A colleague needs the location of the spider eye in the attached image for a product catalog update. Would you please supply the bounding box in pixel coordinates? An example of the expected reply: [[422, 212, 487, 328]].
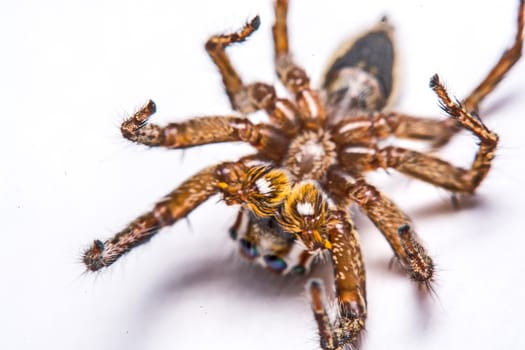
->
[[263, 255, 287, 272], [291, 265, 306, 275], [239, 239, 259, 259], [228, 227, 238, 240]]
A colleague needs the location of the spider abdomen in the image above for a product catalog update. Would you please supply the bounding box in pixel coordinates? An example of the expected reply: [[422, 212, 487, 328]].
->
[[322, 18, 397, 124]]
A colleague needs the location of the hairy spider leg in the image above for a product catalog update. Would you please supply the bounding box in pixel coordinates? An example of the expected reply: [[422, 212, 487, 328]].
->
[[205, 16, 302, 134], [307, 209, 368, 350], [83, 159, 283, 271], [308, 280, 337, 350], [331, 0, 523, 148], [327, 172, 434, 285], [325, 210, 367, 349], [83, 164, 221, 271], [402, 0, 522, 146], [120, 100, 289, 161], [279, 195, 368, 348], [463, 0, 524, 114], [273, 0, 326, 129], [205, 15, 258, 109], [331, 111, 459, 148], [337, 76, 499, 194]]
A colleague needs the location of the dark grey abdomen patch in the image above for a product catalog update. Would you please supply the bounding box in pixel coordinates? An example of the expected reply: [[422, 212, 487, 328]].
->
[[324, 29, 395, 103]]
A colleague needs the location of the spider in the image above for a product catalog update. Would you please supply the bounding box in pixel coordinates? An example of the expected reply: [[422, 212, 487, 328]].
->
[[82, 0, 524, 349]]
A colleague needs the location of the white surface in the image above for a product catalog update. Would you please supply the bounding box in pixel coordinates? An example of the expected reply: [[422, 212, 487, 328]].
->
[[2, 0, 525, 349]]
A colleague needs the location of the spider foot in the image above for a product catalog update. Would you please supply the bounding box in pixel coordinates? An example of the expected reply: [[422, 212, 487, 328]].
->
[[82, 239, 107, 271], [308, 280, 365, 350], [82, 212, 161, 271], [397, 224, 434, 284], [120, 100, 165, 146], [332, 318, 364, 349], [429, 74, 498, 144], [205, 15, 260, 51]]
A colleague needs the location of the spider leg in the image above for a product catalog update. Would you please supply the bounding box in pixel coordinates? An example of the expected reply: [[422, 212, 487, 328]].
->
[[331, 111, 459, 147], [82, 158, 287, 271], [382, 112, 460, 147], [120, 100, 289, 160], [385, 75, 498, 193], [205, 16, 302, 133], [462, 0, 524, 113], [82, 164, 220, 271], [273, 0, 326, 129], [332, 0, 523, 147], [327, 171, 434, 284], [272, 0, 308, 94], [205, 16, 259, 111], [308, 210, 367, 350], [308, 280, 337, 350], [338, 76, 499, 193]]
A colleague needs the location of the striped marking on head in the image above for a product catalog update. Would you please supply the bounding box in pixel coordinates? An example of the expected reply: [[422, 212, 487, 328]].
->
[[296, 201, 315, 216], [244, 166, 291, 217]]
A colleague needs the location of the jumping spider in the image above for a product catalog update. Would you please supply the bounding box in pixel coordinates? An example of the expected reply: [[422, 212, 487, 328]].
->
[[82, 1, 524, 349]]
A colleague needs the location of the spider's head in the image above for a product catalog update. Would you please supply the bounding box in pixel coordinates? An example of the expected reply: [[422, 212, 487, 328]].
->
[[277, 182, 332, 251]]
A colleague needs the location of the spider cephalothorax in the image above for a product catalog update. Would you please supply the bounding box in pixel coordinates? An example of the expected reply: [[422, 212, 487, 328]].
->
[[82, 0, 524, 349]]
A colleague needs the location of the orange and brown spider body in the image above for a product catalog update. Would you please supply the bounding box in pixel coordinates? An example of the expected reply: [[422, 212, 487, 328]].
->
[[82, 1, 524, 348]]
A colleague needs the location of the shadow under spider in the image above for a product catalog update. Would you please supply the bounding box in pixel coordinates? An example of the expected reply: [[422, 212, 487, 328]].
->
[[409, 194, 488, 219], [482, 91, 521, 116], [117, 247, 333, 350], [116, 193, 489, 350]]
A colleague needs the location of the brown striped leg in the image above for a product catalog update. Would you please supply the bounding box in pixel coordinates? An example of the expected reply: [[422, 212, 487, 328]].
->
[[383, 0, 524, 145], [273, 0, 308, 93], [272, 0, 289, 59], [82, 159, 279, 271], [308, 280, 337, 350], [339, 76, 499, 193], [308, 210, 367, 350], [204, 17, 302, 133], [379, 75, 499, 193], [273, 0, 326, 128], [120, 100, 290, 161], [384, 112, 460, 147], [331, 112, 459, 147], [462, 0, 524, 113], [82, 164, 221, 271], [205, 16, 259, 110], [327, 171, 434, 284]]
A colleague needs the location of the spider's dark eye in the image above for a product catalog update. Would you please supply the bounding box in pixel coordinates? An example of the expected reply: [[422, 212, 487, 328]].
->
[[228, 227, 237, 240], [239, 239, 259, 259], [291, 265, 306, 275], [264, 255, 287, 272]]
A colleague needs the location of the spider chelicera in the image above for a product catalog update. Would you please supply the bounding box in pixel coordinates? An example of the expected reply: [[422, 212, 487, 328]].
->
[[82, 0, 524, 348]]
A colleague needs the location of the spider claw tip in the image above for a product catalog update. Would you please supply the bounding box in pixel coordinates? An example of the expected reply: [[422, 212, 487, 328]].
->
[[428, 74, 440, 89], [145, 99, 157, 114], [251, 15, 261, 30]]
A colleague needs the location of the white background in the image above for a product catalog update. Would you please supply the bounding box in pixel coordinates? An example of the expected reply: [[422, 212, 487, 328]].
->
[[1, 0, 525, 349]]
